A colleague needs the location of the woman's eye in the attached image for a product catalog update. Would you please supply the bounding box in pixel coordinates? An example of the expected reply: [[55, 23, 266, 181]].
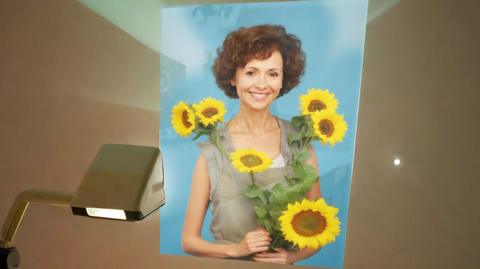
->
[[269, 72, 279, 77], [246, 71, 255, 76]]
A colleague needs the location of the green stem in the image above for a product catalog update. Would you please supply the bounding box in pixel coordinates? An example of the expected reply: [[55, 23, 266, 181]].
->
[[210, 126, 227, 157], [249, 172, 255, 185], [304, 136, 313, 150], [270, 231, 282, 249]]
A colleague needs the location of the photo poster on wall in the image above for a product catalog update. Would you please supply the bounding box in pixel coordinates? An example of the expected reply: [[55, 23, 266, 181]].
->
[[159, 0, 368, 268]]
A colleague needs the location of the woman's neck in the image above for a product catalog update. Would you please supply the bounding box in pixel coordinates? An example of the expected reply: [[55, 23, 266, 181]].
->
[[230, 105, 277, 135]]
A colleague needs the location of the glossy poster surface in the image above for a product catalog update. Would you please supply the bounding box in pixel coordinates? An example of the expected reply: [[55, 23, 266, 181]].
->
[[159, 1, 368, 268]]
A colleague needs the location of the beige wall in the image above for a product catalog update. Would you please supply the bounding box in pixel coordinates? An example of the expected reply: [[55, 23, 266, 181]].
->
[[346, 0, 479, 268], [0, 0, 161, 268], [0, 0, 478, 268]]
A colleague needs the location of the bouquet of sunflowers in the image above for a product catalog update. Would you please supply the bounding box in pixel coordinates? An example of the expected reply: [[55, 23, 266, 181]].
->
[[171, 88, 346, 250], [171, 97, 227, 155], [227, 88, 346, 250]]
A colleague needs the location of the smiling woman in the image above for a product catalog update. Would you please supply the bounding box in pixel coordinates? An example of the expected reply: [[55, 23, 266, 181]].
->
[[181, 24, 322, 264], [213, 25, 305, 99]]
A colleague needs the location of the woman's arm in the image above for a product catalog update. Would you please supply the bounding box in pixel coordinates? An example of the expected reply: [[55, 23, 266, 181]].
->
[[253, 146, 322, 264], [182, 155, 271, 258]]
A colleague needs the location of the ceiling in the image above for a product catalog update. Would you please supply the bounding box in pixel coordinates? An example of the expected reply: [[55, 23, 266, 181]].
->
[[79, 0, 401, 53]]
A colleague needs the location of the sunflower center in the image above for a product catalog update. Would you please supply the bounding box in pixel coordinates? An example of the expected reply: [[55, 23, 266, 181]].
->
[[291, 210, 327, 237], [240, 154, 263, 168], [202, 108, 218, 118], [308, 100, 326, 112], [181, 110, 192, 128], [319, 119, 335, 137]]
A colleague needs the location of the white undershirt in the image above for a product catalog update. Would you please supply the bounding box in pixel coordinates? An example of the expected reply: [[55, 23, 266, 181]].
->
[[270, 154, 286, 168]]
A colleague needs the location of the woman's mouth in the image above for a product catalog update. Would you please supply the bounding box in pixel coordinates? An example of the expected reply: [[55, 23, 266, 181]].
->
[[249, 91, 269, 101]]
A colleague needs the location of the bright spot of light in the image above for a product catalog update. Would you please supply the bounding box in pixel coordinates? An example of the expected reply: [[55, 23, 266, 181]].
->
[[86, 208, 126, 220], [393, 158, 401, 166]]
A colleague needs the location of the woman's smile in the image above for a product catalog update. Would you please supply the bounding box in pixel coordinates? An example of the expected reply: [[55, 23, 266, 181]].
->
[[249, 91, 270, 101]]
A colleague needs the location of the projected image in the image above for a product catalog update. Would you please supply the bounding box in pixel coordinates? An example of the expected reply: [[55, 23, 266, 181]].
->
[[160, 1, 368, 268]]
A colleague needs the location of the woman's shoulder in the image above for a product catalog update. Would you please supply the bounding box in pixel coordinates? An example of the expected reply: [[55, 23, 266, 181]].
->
[[196, 140, 219, 161]]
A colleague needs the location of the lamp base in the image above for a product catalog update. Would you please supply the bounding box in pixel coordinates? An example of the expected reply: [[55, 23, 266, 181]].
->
[[0, 246, 19, 269]]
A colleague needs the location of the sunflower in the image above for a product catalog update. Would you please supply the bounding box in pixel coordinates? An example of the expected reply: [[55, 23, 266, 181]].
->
[[310, 111, 348, 146], [300, 88, 338, 116], [171, 101, 196, 137], [279, 199, 340, 249], [193, 97, 226, 126], [229, 149, 272, 173]]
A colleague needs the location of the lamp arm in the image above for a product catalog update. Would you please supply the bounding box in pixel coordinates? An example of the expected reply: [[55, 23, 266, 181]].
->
[[0, 189, 74, 248]]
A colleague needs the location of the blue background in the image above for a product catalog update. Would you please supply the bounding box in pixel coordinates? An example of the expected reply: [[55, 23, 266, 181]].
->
[[159, 1, 368, 268]]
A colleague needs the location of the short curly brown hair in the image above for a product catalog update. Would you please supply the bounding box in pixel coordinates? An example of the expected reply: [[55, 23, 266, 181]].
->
[[213, 24, 305, 98]]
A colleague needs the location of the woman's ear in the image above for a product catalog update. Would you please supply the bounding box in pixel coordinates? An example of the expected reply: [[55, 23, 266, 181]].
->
[[230, 79, 236, 87]]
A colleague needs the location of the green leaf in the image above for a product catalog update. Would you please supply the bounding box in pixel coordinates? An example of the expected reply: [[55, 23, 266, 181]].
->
[[301, 181, 312, 193], [295, 149, 311, 162], [245, 184, 261, 198], [244, 184, 267, 205], [303, 164, 317, 180], [250, 198, 264, 208], [285, 175, 300, 185], [286, 182, 305, 200], [298, 174, 318, 193], [286, 191, 301, 203], [269, 193, 280, 207], [263, 190, 271, 202], [305, 127, 316, 138], [288, 182, 303, 192], [292, 162, 306, 178], [291, 116, 304, 130], [287, 131, 302, 144], [269, 207, 283, 219], [271, 183, 288, 206], [253, 206, 267, 219]]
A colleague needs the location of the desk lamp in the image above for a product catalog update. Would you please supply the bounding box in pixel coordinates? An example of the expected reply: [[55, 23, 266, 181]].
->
[[0, 144, 165, 268]]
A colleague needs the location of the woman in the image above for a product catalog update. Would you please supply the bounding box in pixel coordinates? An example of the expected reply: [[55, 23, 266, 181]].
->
[[181, 24, 321, 264]]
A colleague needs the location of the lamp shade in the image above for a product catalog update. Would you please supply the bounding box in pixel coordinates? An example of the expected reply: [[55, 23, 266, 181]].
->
[[71, 144, 165, 221]]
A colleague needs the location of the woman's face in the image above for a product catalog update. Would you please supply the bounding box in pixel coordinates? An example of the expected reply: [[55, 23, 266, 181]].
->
[[231, 50, 283, 111]]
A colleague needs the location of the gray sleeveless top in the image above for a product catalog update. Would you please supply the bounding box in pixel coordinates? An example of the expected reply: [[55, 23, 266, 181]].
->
[[196, 118, 296, 244]]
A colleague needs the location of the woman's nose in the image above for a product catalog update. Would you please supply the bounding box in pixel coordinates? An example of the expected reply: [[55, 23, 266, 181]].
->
[[255, 75, 267, 89]]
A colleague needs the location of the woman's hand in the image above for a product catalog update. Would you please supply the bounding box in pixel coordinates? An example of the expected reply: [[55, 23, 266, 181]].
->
[[252, 248, 293, 264], [230, 228, 271, 257]]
